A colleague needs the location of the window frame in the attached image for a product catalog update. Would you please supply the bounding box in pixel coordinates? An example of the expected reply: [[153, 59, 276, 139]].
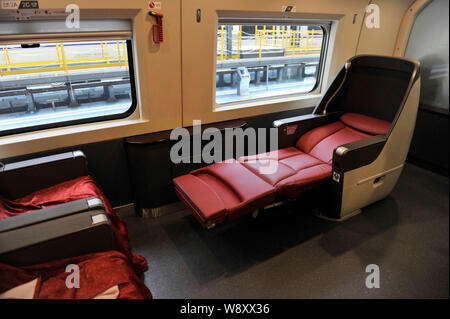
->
[[0, 39, 138, 137], [214, 19, 331, 108]]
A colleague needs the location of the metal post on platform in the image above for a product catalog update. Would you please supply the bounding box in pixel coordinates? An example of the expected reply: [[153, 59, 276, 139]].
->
[[263, 25, 266, 45], [122, 40, 127, 63], [106, 85, 117, 102], [116, 40, 121, 63], [55, 44, 62, 70], [226, 25, 233, 60], [298, 63, 305, 81], [237, 26, 242, 58], [236, 67, 250, 96], [3, 46, 11, 72], [259, 33, 262, 60], [59, 43, 79, 107], [220, 26, 225, 60], [25, 92, 36, 113], [272, 26, 275, 46], [105, 41, 110, 64], [59, 43, 69, 75], [67, 88, 79, 107]]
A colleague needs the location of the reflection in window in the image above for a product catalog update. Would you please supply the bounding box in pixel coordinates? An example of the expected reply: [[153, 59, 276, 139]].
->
[[405, 0, 449, 112], [215, 23, 327, 105]]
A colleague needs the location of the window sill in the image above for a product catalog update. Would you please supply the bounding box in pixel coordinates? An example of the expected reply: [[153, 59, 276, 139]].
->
[[0, 118, 150, 158], [214, 93, 323, 112]]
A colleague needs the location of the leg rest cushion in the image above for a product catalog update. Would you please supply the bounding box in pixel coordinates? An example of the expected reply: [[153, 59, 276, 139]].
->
[[240, 147, 332, 198], [174, 174, 227, 227], [173, 160, 276, 228]]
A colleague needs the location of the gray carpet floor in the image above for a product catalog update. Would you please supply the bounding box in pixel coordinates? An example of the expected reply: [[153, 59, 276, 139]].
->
[[124, 163, 449, 298]]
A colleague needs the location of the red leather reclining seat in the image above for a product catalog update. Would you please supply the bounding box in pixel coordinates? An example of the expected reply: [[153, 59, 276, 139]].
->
[[173, 113, 391, 229], [0, 154, 151, 299], [0, 176, 147, 275], [0, 251, 152, 299]]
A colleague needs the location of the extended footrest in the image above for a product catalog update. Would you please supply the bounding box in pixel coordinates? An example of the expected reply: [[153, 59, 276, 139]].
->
[[173, 160, 276, 228]]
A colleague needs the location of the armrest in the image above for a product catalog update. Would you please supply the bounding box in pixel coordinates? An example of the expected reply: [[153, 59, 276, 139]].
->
[[273, 112, 342, 149], [0, 197, 104, 233], [0, 197, 113, 266], [332, 135, 387, 173], [0, 151, 88, 200]]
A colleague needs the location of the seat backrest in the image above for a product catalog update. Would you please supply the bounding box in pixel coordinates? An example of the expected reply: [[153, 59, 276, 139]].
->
[[314, 55, 420, 124], [296, 113, 390, 163]]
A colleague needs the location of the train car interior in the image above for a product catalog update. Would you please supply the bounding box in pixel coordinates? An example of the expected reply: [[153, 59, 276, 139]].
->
[[0, 0, 448, 302]]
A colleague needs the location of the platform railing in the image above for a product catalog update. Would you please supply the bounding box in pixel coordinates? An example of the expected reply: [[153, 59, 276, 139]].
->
[[0, 40, 128, 76], [217, 26, 323, 61]]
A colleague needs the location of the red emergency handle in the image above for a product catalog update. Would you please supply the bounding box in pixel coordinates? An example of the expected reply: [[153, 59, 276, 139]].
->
[[149, 11, 164, 43]]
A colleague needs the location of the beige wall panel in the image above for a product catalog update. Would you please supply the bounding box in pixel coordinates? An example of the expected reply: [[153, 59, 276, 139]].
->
[[0, 0, 182, 158], [181, 0, 370, 126], [356, 0, 415, 56], [1, 0, 420, 158]]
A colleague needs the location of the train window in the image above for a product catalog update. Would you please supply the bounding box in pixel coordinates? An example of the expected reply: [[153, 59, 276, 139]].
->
[[215, 22, 328, 105], [0, 20, 136, 136]]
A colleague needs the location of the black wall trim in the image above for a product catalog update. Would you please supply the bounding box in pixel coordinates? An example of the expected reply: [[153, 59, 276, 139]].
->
[[407, 108, 449, 177]]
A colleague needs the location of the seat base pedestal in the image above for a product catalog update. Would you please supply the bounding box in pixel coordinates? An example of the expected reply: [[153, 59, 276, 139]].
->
[[141, 202, 186, 219], [315, 208, 362, 222]]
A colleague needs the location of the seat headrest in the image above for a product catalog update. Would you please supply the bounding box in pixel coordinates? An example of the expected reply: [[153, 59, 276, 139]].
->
[[340, 113, 391, 135]]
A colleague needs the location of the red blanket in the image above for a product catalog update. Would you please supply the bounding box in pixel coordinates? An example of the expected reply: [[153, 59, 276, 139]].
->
[[0, 175, 147, 275], [0, 251, 152, 299]]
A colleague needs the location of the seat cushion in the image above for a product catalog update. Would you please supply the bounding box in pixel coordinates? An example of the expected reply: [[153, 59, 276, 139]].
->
[[275, 163, 332, 198], [296, 122, 346, 154], [239, 147, 332, 198], [191, 159, 275, 203], [297, 119, 372, 164], [308, 125, 370, 163]]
